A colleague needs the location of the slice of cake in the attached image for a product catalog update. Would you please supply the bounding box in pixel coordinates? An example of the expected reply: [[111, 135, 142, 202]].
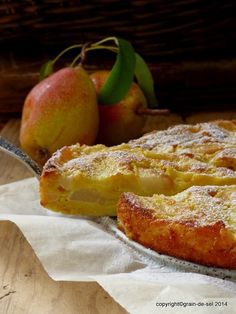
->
[[117, 185, 236, 269]]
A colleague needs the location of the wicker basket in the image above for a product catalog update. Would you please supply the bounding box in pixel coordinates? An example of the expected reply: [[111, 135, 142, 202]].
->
[[1, 0, 236, 60], [0, 0, 236, 114]]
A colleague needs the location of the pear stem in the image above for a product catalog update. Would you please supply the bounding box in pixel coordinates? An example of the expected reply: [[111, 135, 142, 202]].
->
[[88, 45, 118, 53], [70, 45, 118, 67], [52, 44, 83, 64], [136, 107, 170, 116], [92, 37, 118, 47], [79, 42, 92, 65], [52, 38, 118, 68], [70, 54, 81, 67]]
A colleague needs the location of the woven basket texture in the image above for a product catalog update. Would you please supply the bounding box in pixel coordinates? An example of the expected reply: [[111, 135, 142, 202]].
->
[[1, 0, 236, 60]]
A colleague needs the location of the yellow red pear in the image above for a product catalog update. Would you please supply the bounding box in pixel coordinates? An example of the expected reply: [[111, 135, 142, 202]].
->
[[90, 70, 148, 146], [20, 66, 99, 165]]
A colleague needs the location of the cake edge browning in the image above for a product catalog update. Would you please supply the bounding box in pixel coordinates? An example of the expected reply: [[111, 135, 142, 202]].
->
[[117, 192, 236, 269], [39, 146, 71, 212]]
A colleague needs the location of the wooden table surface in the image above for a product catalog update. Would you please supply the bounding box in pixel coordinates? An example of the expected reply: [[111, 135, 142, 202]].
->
[[0, 119, 127, 314]]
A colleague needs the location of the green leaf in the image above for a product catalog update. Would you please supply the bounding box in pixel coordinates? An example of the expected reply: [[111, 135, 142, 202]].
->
[[39, 60, 54, 81], [98, 37, 136, 105], [135, 53, 158, 108]]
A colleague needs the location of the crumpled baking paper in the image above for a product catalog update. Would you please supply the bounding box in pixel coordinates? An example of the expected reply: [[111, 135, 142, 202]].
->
[[0, 178, 236, 314]]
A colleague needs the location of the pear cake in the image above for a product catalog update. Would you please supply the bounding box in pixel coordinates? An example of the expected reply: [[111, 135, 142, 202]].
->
[[40, 120, 236, 216], [40, 120, 236, 268], [117, 185, 236, 269], [40, 139, 236, 216]]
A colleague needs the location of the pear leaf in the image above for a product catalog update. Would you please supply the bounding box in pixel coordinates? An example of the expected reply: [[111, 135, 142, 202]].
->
[[98, 37, 136, 105], [135, 53, 158, 108], [39, 60, 54, 81]]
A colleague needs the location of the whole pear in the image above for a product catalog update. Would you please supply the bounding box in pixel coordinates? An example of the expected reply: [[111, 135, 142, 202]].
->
[[90, 70, 148, 146], [20, 66, 99, 165]]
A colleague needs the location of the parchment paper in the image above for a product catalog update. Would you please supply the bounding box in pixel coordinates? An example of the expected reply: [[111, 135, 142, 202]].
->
[[0, 178, 236, 313]]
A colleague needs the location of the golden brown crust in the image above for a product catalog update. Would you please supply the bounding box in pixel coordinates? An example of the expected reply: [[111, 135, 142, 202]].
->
[[118, 186, 236, 269]]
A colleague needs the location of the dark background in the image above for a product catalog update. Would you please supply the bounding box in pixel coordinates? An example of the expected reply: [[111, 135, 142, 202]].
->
[[0, 0, 236, 116]]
